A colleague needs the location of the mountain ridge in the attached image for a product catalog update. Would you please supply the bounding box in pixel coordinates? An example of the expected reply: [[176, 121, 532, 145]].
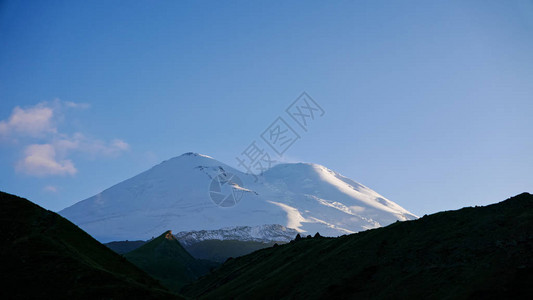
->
[[175, 224, 298, 246]]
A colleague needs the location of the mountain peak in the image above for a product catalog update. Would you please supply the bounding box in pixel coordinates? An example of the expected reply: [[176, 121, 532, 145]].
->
[[164, 230, 176, 240], [180, 152, 213, 159], [150, 152, 227, 172], [60, 154, 417, 242], [124, 229, 215, 292]]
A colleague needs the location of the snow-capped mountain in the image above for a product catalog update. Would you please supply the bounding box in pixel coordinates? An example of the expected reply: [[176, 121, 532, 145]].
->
[[175, 224, 299, 246], [60, 152, 417, 242]]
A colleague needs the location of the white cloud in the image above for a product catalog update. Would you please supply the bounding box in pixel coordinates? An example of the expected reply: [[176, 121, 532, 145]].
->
[[15, 135, 130, 177], [0, 104, 56, 138], [16, 144, 77, 176], [0, 100, 91, 140], [3, 99, 130, 177]]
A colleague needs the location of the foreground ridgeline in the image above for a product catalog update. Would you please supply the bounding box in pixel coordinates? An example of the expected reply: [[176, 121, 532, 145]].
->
[[183, 193, 533, 299], [2, 190, 532, 299], [0, 191, 181, 299]]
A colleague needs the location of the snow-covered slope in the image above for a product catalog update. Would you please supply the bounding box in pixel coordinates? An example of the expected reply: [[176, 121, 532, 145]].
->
[[175, 224, 298, 246], [60, 152, 417, 242]]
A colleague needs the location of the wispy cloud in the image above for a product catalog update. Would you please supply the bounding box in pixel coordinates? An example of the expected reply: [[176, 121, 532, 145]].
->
[[63, 101, 91, 109], [1, 99, 129, 177], [43, 185, 58, 193], [55, 133, 130, 158]]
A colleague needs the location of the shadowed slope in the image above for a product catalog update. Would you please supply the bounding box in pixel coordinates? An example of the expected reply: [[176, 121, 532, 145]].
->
[[125, 230, 219, 292], [0, 191, 181, 299], [183, 193, 533, 299]]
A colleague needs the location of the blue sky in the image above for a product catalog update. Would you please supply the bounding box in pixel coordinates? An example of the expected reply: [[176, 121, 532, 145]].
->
[[1, 0, 532, 215]]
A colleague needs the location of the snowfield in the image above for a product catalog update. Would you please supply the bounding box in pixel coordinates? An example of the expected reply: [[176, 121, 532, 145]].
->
[[60, 152, 417, 242]]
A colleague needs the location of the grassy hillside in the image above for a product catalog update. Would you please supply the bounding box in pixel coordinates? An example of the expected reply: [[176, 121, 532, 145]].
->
[[0, 191, 181, 299], [124, 230, 219, 292], [106, 238, 283, 263], [184, 240, 281, 262], [106, 240, 146, 254], [183, 193, 533, 299]]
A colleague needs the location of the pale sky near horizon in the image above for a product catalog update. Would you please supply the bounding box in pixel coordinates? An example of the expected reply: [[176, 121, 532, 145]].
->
[[1, 0, 532, 216]]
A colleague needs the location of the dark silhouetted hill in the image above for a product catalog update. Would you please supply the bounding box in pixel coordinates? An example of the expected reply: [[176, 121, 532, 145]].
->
[[106, 240, 146, 254], [106, 238, 280, 263], [0, 191, 181, 299], [183, 193, 533, 299], [183, 239, 281, 262], [124, 230, 219, 292]]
